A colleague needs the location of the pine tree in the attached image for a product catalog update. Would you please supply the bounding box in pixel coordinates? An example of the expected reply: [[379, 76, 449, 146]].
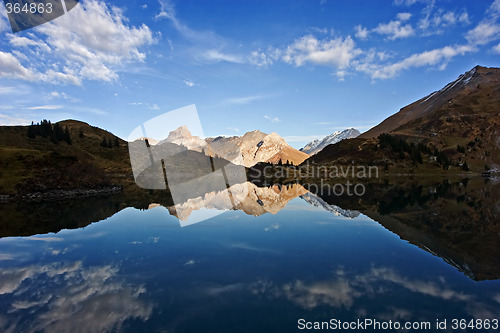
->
[[63, 127, 72, 144], [50, 130, 58, 144], [114, 137, 119, 147], [27, 124, 35, 139], [101, 137, 108, 147], [53, 123, 64, 142]]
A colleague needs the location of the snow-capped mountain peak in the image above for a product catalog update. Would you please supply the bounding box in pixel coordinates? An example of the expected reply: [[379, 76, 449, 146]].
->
[[301, 128, 360, 155]]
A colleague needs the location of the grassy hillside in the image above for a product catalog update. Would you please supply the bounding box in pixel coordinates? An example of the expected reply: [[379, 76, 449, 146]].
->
[[358, 66, 500, 171], [0, 120, 133, 196], [302, 135, 484, 175]]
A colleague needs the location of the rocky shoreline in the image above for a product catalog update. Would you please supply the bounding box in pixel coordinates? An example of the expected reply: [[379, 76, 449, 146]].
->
[[0, 185, 123, 203]]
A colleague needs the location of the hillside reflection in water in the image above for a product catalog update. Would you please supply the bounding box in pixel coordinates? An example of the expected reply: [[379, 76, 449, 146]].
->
[[0, 178, 499, 332]]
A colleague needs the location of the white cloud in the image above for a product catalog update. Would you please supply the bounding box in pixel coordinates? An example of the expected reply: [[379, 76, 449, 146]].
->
[[248, 50, 274, 67], [397, 12, 412, 21], [418, 9, 471, 34], [488, 0, 500, 17], [466, 22, 500, 46], [24, 105, 63, 110], [493, 43, 500, 53], [264, 115, 280, 123], [355, 12, 422, 40], [308, 26, 328, 34], [183, 79, 196, 87], [7, 34, 52, 53], [148, 103, 160, 110], [282, 35, 361, 68], [441, 11, 457, 25], [373, 20, 415, 40], [251, 2, 481, 81], [2, 0, 154, 85], [0, 51, 38, 81], [354, 25, 369, 39], [284, 135, 326, 142], [0, 114, 31, 125], [464, 0, 500, 46], [335, 70, 347, 81], [0, 4, 9, 33], [224, 95, 266, 105], [200, 49, 244, 64], [459, 12, 470, 24], [48, 91, 79, 102], [156, 0, 225, 45], [155, 10, 169, 20], [0, 86, 16, 94], [393, 0, 420, 5], [358, 44, 474, 79]]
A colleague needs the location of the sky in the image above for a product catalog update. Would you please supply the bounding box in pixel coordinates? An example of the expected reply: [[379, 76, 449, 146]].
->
[[0, 0, 499, 148]]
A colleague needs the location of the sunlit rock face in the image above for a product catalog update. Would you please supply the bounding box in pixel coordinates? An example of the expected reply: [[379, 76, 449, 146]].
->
[[162, 182, 309, 221]]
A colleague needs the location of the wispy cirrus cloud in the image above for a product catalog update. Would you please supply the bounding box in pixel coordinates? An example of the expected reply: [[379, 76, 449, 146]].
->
[[284, 135, 325, 143], [465, 0, 500, 46], [199, 49, 244, 64], [224, 95, 268, 105], [156, 0, 243, 65], [493, 43, 500, 53], [24, 105, 63, 110], [0, 114, 31, 125], [356, 44, 474, 79]]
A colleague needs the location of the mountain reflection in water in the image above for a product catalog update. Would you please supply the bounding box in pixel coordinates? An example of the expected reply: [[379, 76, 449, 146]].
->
[[0, 178, 499, 332], [0, 178, 499, 281]]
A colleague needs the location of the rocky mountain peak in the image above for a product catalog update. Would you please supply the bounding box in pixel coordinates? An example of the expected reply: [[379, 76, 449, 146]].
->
[[166, 125, 193, 142], [301, 128, 360, 155], [162, 125, 206, 152]]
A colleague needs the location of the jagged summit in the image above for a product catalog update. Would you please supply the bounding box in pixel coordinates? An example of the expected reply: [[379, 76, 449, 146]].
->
[[208, 129, 309, 167], [160, 125, 206, 152], [301, 128, 360, 155]]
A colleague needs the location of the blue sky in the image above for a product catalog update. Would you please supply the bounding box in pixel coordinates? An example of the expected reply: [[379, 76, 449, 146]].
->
[[0, 0, 499, 148]]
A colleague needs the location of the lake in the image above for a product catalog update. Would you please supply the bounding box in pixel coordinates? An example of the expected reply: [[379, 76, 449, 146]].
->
[[0, 179, 499, 332]]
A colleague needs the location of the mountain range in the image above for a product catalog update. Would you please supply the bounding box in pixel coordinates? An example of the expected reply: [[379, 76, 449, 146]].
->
[[155, 126, 310, 167]]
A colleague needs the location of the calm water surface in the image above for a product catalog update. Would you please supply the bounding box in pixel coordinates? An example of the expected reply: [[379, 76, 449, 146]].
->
[[0, 187, 499, 332]]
